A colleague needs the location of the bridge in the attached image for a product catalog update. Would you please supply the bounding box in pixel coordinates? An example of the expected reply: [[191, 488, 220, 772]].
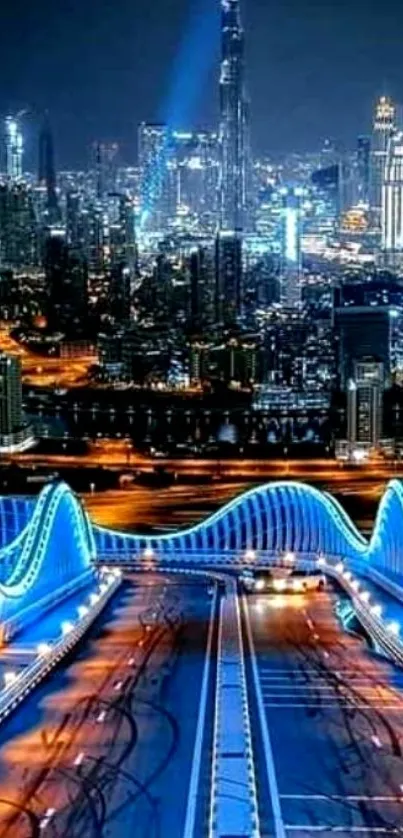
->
[[0, 480, 403, 836], [0, 478, 403, 628]]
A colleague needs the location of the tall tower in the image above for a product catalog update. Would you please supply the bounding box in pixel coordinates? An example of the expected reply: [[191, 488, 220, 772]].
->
[[219, 0, 246, 233], [371, 96, 396, 221], [38, 115, 58, 219], [280, 187, 303, 308], [381, 131, 403, 267], [5, 117, 23, 181]]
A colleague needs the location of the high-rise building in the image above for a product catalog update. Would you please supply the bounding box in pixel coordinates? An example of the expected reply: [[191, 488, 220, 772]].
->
[[172, 130, 220, 230], [38, 115, 58, 220], [92, 142, 119, 200], [382, 131, 403, 267], [347, 360, 384, 451], [356, 135, 371, 205], [45, 228, 88, 335], [138, 123, 173, 231], [215, 231, 243, 326], [219, 0, 246, 232], [5, 117, 23, 181], [188, 246, 215, 333], [371, 96, 396, 220], [280, 188, 303, 308], [0, 353, 33, 452], [0, 353, 22, 437], [334, 303, 403, 388], [0, 183, 38, 268]]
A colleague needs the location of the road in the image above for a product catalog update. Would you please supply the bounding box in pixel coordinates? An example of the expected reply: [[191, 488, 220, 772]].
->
[[0, 574, 213, 838], [0, 325, 95, 389], [245, 584, 403, 836]]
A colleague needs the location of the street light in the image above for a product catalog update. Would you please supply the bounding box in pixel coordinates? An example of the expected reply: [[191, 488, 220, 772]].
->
[[61, 621, 74, 636], [4, 671, 17, 688], [387, 621, 400, 636], [37, 642, 51, 656]]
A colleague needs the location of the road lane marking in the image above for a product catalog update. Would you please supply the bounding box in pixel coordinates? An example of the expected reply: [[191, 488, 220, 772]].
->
[[243, 595, 286, 838], [262, 702, 403, 709], [96, 710, 106, 723], [323, 650, 329, 658], [313, 634, 320, 641], [306, 618, 314, 630], [284, 826, 401, 832], [73, 752, 85, 767], [371, 735, 382, 748], [281, 794, 403, 801], [114, 681, 122, 691], [40, 808, 56, 829]]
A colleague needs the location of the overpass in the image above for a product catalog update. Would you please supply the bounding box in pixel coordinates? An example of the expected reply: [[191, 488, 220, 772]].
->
[[1, 478, 403, 639], [1, 479, 403, 837]]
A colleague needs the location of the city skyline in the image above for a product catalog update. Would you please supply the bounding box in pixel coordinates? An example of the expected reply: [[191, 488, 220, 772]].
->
[[2, 0, 403, 166]]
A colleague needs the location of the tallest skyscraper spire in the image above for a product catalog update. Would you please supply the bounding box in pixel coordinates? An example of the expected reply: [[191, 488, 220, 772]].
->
[[219, 0, 246, 232]]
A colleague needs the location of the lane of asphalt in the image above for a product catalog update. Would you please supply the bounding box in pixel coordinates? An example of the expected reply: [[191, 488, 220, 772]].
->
[[0, 574, 212, 838], [246, 584, 403, 837]]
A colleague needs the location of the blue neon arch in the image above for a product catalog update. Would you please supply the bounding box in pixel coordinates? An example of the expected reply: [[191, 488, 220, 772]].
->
[[0, 479, 402, 629]]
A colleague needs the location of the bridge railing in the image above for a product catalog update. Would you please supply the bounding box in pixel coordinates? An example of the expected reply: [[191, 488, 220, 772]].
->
[[0, 568, 122, 726]]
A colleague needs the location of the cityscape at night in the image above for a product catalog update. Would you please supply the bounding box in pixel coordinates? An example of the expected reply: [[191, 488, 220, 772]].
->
[[1, 0, 403, 835]]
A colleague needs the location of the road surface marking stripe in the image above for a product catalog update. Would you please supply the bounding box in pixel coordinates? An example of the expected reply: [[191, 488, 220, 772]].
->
[[306, 618, 314, 630], [263, 703, 403, 709], [284, 826, 400, 832], [40, 808, 56, 829], [313, 634, 320, 641], [73, 752, 84, 767], [280, 795, 402, 801], [323, 650, 330, 658], [183, 582, 217, 838], [97, 710, 106, 723], [260, 684, 388, 691], [372, 735, 382, 748], [114, 681, 122, 691], [243, 595, 286, 838]]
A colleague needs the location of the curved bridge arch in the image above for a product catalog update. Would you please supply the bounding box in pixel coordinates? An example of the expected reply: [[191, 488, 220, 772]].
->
[[0, 478, 403, 636], [94, 480, 370, 561], [0, 482, 95, 631]]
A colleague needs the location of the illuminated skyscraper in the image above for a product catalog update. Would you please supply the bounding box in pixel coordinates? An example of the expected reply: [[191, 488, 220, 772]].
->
[[280, 188, 303, 308], [219, 0, 246, 232], [347, 361, 384, 451], [138, 123, 173, 231], [5, 117, 23, 181], [356, 135, 371, 205], [382, 131, 403, 267], [371, 96, 396, 220]]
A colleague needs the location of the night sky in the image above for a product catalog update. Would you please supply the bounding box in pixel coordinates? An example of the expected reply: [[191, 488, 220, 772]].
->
[[1, 0, 403, 167]]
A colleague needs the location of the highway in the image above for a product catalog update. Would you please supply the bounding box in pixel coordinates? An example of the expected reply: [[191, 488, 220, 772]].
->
[[0, 573, 213, 838], [244, 584, 403, 836]]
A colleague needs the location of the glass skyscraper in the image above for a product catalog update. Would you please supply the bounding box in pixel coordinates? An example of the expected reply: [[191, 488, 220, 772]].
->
[[219, 0, 246, 233]]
